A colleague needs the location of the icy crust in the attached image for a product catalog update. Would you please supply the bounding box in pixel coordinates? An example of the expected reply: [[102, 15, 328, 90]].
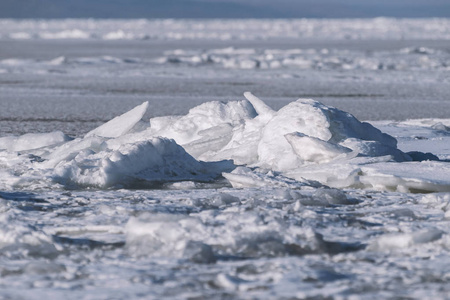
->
[[125, 210, 341, 263], [124, 188, 357, 263], [0, 93, 450, 192], [0, 203, 58, 259], [1, 188, 450, 299]]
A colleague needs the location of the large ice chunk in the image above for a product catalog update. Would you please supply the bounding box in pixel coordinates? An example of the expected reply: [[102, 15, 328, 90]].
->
[[222, 166, 317, 189], [52, 137, 227, 188], [285, 132, 352, 164], [360, 161, 450, 192], [0, 101, 235, 190], [85, 101, 149, 138], [148, 99, 256, 145], [256, 97, 401, 171]]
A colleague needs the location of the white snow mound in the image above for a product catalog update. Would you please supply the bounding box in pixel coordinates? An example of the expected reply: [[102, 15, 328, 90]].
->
[[53, 138, 218, 188], [1, 93, 449, 192]]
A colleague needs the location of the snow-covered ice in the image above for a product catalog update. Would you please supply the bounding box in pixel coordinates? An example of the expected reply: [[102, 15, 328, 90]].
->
[[2, 93, 447, 192], [0, 18, 450, 299]]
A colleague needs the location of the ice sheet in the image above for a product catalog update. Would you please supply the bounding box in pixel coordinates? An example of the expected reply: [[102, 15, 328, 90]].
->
[[1, 18, 450, 300]]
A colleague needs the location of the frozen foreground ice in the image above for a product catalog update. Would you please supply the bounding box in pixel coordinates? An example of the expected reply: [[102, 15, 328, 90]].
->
[[1, 93, 450, 299]]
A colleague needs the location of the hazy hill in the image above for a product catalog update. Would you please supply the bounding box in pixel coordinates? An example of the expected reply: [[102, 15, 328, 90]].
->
[[1, 0, 449, 18]]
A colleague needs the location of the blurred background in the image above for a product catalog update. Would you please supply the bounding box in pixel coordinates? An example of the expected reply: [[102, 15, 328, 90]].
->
[[1, 0, 450, 19]]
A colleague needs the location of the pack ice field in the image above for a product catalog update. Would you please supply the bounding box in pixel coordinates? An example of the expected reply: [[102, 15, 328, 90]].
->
[[0, 18, 450, 299]]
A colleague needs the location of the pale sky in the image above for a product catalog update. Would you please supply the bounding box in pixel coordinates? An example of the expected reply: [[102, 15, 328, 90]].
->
[[1, 0, 449, 18]]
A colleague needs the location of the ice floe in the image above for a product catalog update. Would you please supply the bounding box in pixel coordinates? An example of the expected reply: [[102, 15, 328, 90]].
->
[[2, 45, 448, 77], [85, 101, 149, 138], [0, 93, 449, 192], [158, 46, 450, 71]]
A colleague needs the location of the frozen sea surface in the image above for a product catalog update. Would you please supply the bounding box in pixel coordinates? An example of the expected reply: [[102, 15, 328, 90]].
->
[[0, 19, 450, 299], [1, 19, 450, 137]]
